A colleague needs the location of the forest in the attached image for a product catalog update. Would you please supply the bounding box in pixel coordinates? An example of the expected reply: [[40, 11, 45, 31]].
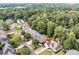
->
[[0, 3, 79, 53]]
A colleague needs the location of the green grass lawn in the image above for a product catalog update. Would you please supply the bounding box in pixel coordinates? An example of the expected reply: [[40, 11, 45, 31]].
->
[[39, 49, 65, 55], [56, 49, 65, 55], [39, 49, 55, 55]]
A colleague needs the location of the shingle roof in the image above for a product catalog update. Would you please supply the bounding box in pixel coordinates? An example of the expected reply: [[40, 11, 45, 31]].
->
[[45, 40, 62, 52], [2, 43, 16, 55], [20, 20, 47, 43], [0, 30, 8, 41], [0, 50, 3, 55], [66, 50, 79, 55]]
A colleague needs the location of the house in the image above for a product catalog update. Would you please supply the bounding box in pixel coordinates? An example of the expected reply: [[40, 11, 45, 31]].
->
[[44, 41, 51, 48], [19, 20, 47, 43], [17, 19, 25, 25], [0, 50, 3, 55], [6, 19, 13, 25], [0, 30, 15, 55], [17, 19, 21, 24], [44, 40, 62, 52], [39, 35, 47, 43], [15, 44, 25, 51], [66, 50, 79, 55], [0, 30, 8, 41], [2, 43, 16, 55], [50, 40, 62, 52], [10, 23, 17, 31]]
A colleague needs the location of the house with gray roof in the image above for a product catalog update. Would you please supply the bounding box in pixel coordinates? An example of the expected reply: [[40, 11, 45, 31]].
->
[[0, 30, 8, 41], [44, 40, 62, 52], [19, 20, 47, 43], [0, 30, 16, 55], [19, 19, 62, 52], [2, 43, 16, 55], [66, 50, 79, 55], [6, 19, 13, 25]]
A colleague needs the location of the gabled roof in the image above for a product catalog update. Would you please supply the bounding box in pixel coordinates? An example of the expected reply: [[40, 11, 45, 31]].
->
[[7, 51, 15, 55], [15, 44, 25, 51], [20, 20, 47, 43], [6, 19, 13, 24], [45, 40, 62, 52], [0, 30, 8, 41], [2, 43, 15, 55], [0, 50, 3, 55], [50, 40, 62, 52], [0, 30, 6, 35], [66, 50, 79, 55]]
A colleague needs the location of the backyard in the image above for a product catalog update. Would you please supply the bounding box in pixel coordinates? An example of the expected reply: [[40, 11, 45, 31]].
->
[[39, 49, 65, 55]]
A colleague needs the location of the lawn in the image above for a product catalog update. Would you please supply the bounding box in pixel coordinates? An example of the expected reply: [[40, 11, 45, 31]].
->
[[39, 49, 55, 55], [39, 49, 65, 55], [56, 49, 65, 55]]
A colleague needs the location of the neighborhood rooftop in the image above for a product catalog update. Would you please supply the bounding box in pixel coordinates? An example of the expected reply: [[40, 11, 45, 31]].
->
[[66, 50, 79, 55], [18, 20, 47, 43], [17, 19, 63, 52]]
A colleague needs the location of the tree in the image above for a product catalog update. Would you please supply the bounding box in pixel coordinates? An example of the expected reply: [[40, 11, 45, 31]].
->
[[60, 32, 66, 45], [9, 35, 21, 47], [16, 48, 31, 55], [6, 12, 14, 19], [69, 18, 74, 28], [15, 25, 22, 30], [24, 32, 30, 41], [0, 13, 6, 20], [63, 38, 71, 50], [72, 23, 79, 39], [23, 15, 28, 21], [74, 41, 79, 51], [21, 30, 25, 35], [63, 32, 76, 50], [32, 39, 40, 48], [15, 12, 23, 19], [32, 20, 37, 30], [36, 20, 46, 34], [47, 21, 57, 37], [0, 40, 3, 48], [2, 22, 10, 31], [54, 26, 65, 38], [0, 40, 3, 50]]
